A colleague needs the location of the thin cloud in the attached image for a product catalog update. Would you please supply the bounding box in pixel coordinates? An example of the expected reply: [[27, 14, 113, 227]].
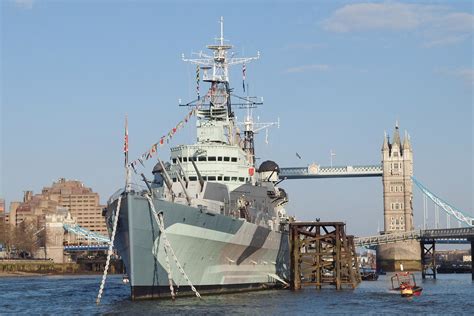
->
[[422, 35, 468, 48], [285, 64, 330, 73], [284, 43, 327, 51], [322, 2, 423, 32], [13, 0, 35, 9], [322, 2, 473, 47], [453, 68, 474, 87], [436, 67, 474, 88]]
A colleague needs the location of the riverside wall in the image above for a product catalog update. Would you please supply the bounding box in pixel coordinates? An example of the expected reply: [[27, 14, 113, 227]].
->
[[0, 259, 123, 275]]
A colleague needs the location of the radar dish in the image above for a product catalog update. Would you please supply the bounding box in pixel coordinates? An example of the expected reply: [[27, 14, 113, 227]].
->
[[211, 87, 228, 108]]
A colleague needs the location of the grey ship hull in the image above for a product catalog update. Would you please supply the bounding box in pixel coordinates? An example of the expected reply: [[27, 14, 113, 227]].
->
[[107, 191, 290, 300]]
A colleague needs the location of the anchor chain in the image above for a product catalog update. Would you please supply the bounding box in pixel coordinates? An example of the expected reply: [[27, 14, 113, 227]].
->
[[96, 195, 122, 305], [145, 194, 201, 299]]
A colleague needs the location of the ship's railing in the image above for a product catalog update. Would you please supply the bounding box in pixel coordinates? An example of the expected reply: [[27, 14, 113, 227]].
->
[[107, 183, 148, 204]]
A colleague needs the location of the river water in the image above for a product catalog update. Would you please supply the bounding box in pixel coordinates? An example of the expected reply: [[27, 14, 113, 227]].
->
[[1, 273, 473, 315]]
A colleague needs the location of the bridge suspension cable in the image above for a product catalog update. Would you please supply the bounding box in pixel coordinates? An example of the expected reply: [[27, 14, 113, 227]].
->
[[63, 224, 110, 243], [412, 177, 474, 227]]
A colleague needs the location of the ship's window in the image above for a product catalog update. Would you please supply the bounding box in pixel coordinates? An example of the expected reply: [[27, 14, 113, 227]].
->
[[218, 157, 223, 161], [224, 176, 230, 181], [198, 156, 206, 161], [183, 157, 187, 162], [208, 156, 216, 161], [208, 176, 216, 181], [217, 176, 222, 181], [172, 178, 177, 182], [231, 157, 237, 162], [202, 176, 207, 180], [224, 157, 230, 162], [231, 177, 237, 181], [239, 177, 245, 182], [172, 158, 177, 164], [189, 176, 197, 181], [178, 157, 182, 162]]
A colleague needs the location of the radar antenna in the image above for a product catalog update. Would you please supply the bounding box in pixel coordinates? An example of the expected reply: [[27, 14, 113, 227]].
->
[[236, 92, 279, 166]]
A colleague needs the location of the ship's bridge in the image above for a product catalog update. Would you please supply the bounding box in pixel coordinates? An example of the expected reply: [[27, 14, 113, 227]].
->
[[169, 143, 255, 191]]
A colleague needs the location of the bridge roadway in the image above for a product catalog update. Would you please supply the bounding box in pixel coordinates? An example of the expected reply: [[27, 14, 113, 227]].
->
[[354, 227, 474, 247], [279, 165, 383, 179], [64, 245, 109, 251]]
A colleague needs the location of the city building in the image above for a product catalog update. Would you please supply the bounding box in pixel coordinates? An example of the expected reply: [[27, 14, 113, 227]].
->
[[0, 199, 4, 222], [10, 178, 107, 235], [5, 201, 21, 226]]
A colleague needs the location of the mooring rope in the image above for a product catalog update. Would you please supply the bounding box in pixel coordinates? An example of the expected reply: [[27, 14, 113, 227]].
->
[[145, 194, 201, 299], [96, 195, 122, 305]]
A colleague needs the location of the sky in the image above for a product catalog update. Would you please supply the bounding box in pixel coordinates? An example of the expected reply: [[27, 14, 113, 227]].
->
[[1, 0, 472, 237]]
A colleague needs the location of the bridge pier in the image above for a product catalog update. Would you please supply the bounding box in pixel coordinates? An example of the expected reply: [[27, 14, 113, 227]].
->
[[289, 222, 360, 290], [471, 239, 473, 281], [376, 241, 421, 272], [421, 240, 436, 279]]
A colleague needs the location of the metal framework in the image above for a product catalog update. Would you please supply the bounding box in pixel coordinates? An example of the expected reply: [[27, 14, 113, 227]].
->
[[354, 230, 421, 247], [290, 222, 360, 290], [279, 165, 383, 179], [64, 245, 109, 251], [420, 240, 436, 279], [413, 177, 474, 227], [182, 16, 259, 84], [354, 227, 474, 247]]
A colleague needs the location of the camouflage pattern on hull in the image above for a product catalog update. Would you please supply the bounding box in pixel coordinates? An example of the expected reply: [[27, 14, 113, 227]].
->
[[107, 191, 290, 300]]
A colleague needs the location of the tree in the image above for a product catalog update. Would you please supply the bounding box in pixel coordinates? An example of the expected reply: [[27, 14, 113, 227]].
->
[[0, 220, 18, 257], [12, 220, 41, 257]]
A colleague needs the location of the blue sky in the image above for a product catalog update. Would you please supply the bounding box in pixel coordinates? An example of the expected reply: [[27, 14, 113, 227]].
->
[[1, 0, 472, 236]]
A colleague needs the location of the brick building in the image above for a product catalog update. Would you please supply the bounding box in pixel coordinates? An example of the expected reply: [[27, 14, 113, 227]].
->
[[9, 178, 107, 235]]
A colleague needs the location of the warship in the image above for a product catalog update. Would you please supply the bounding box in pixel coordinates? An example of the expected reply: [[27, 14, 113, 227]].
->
[[105, 18, 291, 300]]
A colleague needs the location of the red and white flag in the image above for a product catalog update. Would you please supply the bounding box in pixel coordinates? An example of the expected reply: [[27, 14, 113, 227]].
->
[[242, 63, 246, 92]]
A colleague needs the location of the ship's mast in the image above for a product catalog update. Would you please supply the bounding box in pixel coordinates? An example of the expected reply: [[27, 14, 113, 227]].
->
[[238, 95, 280, 166], [182, 16, 259, 96], [182, 17, 273, 166]]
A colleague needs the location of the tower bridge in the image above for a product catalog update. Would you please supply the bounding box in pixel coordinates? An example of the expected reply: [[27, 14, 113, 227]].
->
[[278, 122, 473, 272]]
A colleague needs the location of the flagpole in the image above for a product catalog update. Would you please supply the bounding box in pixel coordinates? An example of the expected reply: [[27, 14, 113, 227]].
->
[[124, 115, 132, 192]]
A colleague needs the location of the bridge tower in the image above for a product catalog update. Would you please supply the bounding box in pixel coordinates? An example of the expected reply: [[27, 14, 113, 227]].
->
[[382, 122, 414, 233], [377, 122, 420, 271]]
